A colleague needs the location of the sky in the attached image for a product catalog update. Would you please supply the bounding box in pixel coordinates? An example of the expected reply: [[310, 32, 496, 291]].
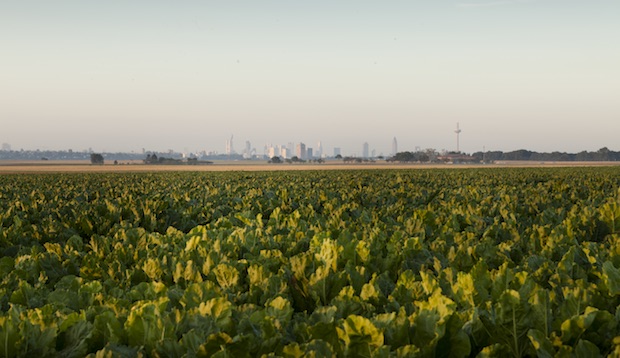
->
[[1, 0, 619, 156]]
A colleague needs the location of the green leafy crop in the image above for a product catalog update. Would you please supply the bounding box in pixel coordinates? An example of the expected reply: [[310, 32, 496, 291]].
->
[[2, 168, 620, 356]]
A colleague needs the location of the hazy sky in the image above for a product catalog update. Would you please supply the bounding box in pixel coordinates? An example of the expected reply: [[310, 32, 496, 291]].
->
[[1, 0, 619, 155]]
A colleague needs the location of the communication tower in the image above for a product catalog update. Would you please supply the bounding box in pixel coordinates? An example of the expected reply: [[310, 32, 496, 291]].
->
[[454, 123, 462, 153]]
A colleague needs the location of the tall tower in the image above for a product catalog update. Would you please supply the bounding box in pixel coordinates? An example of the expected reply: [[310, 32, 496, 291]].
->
[[392, 137, 398, 156], [226, 135, 235, 155], [362, 142, 369, 158], [454, 123, 462, 153]]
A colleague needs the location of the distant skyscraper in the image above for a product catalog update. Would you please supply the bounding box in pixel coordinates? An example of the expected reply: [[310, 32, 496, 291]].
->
[[281, 146, 290, 159], [316, 141, 323, 158], [333, 147, 341, 157], [362, 142, 369, 158], [225, 135, 234, 155], [307, 148, 313, 159], [288, 142, 295, 156], [243, 141, 253, 159], [268, 146, 277, 158], [392, 137, 398, 156], [296, 142, 306, 160]]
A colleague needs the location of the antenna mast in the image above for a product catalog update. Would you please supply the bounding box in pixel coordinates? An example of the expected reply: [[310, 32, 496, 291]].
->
[[454, 123, 462, 153]]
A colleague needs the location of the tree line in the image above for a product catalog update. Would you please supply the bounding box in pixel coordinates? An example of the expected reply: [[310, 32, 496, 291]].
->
[[473, 147, 620, 162]]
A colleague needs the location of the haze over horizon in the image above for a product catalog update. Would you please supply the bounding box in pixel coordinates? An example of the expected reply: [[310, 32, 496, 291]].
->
[[1, 1, 618, 156]]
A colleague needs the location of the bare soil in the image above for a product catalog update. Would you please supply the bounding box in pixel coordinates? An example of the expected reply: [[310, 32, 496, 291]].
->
[[1, 160, 620, 174]]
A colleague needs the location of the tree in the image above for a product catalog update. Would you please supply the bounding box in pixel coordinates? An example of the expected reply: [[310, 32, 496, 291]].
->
[[269, 156, 282, 164], [90, 153, 104, 165], [144, 154, 158, 164], [392, 152, 416, 162]]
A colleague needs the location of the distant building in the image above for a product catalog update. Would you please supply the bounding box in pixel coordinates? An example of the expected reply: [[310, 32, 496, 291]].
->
[[392, 137, 398, 156], [316, 141, 323, 158], [296, 143, 307, 160], [267, 146, 276, 158], [242, 141, 255, 159], [437, 153, 478, 164], [288, 142, 295, 157], [362, 142, 369, 158], [307, 148, 313, 159], [225, 135, 235, 155], [333, 147, 341, 157]]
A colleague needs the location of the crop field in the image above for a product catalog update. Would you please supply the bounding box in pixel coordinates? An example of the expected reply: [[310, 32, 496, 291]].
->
[[2, 168, 620, 357]]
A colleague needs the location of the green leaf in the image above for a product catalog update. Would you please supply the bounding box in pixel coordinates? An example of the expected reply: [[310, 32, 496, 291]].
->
[[315, 239, 339, 273], [266, 296, 293, 326], [412, 309, 441, 349], [213, 263, 239, 290], [416, 289, 456, 319], [247, 264, 268, 287], [560, 307, 598, 344], [281, 342, 304, 358], [180, 282, 219, 309], [91, 311, 123, 348], [197, 332, 234, 357], [60, 311, 87, 333], [299, 339, 334, 358], [58, 320, 93, 358], [198, 297, 233, 331], [341, 315, 384, 357], [447, 329, 471, 358], [527, 329, 554, 358], [0, 311, 20, 358], [91, 343, 138, 357], [574, 339, 601, 357], [9, 280, 37, 307], [179, 330, 205, 355], [0, 257, 15, 277], [18, 319, 57, 357], [395, 345, 420, 357], [124, 299, 172, 352], [602, 261, 620, 295]]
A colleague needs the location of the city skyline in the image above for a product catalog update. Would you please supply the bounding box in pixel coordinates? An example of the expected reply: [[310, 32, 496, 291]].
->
[[2, 125, 620, 159], [2, 1, 619, 154]]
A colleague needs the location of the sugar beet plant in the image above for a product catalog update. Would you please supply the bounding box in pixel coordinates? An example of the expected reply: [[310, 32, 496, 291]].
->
[[2, 168, 620, 357]]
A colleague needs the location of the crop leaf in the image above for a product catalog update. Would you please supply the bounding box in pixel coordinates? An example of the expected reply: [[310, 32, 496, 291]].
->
[[603, 261, 620, 296], [198, 298, 233, 331], [527, 329, 554, 358], [340, 315, 384, 357]]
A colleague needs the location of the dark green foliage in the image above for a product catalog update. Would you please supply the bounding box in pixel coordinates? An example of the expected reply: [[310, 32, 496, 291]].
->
[[2, 168, 620, 356]]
